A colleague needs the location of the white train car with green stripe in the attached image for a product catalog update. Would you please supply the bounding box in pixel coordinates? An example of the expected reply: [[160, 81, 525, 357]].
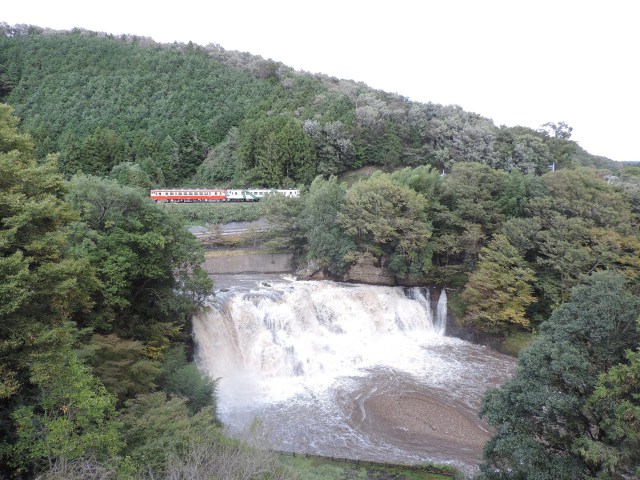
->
[[150, 188, 300, 203], [226, 189, 299, 201]]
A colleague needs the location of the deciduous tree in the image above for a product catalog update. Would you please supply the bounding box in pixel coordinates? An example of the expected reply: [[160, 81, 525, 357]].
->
[[462, 234, 536, 333], [479, 271, 640, 479], [0, 104, 106, 477], [337, 174, 431, 278], [66, 175, 212, 343], [300, 176, 355, 275]]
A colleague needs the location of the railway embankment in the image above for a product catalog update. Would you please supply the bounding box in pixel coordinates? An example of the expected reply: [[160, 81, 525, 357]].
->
[[191, 220, 294, 275]]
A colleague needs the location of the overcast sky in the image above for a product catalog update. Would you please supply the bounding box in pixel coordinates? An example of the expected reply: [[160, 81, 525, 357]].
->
[[3, 0, 638, 161]]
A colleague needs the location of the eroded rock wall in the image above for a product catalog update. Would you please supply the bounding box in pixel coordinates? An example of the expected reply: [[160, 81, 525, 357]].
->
[[203, 250, 293, 274]]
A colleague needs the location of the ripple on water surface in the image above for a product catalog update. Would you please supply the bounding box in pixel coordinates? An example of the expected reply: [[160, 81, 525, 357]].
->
[[194, 277, 516, 476]]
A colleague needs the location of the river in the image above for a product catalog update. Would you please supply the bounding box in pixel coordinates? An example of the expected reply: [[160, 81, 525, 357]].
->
[[193, 274, 516, 475]]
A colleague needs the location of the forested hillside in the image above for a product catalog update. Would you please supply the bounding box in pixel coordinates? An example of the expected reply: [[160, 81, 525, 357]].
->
[[0, 103, 302, 479], [262, 163, 640, 326], [0, 24, 619, 189]]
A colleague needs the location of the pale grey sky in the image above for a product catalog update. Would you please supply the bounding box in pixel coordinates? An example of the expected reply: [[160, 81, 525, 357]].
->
[[3, 0, 639, 161]]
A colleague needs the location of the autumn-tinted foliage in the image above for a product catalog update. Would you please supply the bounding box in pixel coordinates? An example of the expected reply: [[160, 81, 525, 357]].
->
[[479, 272, 640, 479]]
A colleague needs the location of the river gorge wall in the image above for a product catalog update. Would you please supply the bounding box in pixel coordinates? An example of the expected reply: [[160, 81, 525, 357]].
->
[[203, 249, 293, 274], [202, 250, 401, 285], [196, 220, 427, 286], [202, 246, 406, 286]]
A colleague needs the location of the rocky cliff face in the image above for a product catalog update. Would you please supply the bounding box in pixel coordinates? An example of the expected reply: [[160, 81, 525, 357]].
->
[[202, 248, 427, 288], [295, 253, 397, 286], [342, 253, 396, 286], [196, 221, 401, 286], [203, 249, 293, 274]]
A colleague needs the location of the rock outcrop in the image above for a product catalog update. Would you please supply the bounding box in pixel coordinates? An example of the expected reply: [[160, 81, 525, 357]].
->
[[342, 252, 396, 286], [296, 254, 396, 286], [203, 249, 293, 274]]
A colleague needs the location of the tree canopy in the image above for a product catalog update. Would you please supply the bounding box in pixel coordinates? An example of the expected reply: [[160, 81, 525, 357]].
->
[[0, 26, 619, 189], [0, 103, 222, 479], [479, 271, 640, 479], [0, 22, 638, 478]]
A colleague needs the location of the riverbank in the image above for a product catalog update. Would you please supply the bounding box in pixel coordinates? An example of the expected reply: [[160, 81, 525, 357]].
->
[[281, 453, 460, 479]]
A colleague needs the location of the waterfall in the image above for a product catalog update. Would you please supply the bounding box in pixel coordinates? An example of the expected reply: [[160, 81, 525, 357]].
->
[[192, 276, 516, 474], [434, 288, 447, 335], [194, 280, 442, 392], [403, 287, 433, 328]]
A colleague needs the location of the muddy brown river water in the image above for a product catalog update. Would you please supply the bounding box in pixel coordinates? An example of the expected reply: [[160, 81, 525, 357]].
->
[[194, 276, 515, 476]]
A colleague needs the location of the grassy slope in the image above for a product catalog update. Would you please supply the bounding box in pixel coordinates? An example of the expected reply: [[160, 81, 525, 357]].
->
[[281, 454, 461, 480]]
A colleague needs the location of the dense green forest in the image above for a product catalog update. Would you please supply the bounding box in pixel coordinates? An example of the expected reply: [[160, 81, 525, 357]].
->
[[1, 23, 639, 479], [0, 23, 619, 190], [263, 164, 640, 328], [0, 103, 304, 479]]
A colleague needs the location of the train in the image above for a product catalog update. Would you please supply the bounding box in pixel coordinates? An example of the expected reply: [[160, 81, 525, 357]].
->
[[150, 188, 300, 203]]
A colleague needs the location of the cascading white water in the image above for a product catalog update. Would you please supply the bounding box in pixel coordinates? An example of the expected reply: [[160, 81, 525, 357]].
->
[[196, 280, 438, 395], [193, 276, 515, 475], [435, 288, 447, 335]]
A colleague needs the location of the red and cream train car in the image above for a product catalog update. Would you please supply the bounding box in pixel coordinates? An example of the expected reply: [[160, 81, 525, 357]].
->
[[150, 188, 300, 203], [150, 189, 227, 202]]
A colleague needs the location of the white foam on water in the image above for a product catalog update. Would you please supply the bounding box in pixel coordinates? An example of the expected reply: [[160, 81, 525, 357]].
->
[[193, 278, 515, 473], [194, 280, 447, 402]]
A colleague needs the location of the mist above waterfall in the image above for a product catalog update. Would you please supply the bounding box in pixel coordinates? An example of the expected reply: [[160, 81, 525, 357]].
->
[[193, 276, 514, 473]]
